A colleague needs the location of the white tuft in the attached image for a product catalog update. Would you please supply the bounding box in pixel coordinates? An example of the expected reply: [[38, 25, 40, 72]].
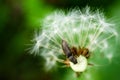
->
[[30, 7, 117, 71]]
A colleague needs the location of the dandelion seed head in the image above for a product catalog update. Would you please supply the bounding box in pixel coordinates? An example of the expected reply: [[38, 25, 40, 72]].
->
[[31, 7, 117, 71]]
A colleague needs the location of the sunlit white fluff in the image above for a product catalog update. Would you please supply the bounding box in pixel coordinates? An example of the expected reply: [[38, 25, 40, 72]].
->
[[30, 7, 118, 71]]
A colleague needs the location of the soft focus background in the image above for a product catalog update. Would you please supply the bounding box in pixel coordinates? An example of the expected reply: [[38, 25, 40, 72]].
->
[[0, 0, 120, 80]]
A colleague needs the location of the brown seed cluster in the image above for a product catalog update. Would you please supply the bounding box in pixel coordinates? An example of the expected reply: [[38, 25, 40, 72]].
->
[[62, 40, 90, 65], [71, 47, 89, 58]]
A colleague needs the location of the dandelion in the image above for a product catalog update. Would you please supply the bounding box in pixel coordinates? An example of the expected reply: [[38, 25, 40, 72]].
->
[[30, 7, 118, 73]]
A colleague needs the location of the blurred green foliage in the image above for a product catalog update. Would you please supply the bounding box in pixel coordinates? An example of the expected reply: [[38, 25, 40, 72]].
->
[[0, 0, 120, 80]]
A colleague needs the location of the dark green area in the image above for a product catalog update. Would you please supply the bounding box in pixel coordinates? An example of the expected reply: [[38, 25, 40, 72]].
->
[[0, 0, 120, 80]]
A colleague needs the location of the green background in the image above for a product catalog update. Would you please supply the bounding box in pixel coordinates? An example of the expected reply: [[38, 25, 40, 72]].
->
[[0, 0, 120, 80]]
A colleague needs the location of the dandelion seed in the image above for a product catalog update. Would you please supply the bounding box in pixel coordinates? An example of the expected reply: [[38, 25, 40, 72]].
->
[[30, 7, 117, 72]]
